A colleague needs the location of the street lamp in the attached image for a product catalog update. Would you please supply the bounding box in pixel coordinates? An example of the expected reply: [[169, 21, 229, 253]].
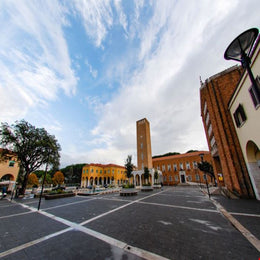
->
[[199, 153, 210, 198], [224, 28, 260, 98], [37, 151, 50, 211]]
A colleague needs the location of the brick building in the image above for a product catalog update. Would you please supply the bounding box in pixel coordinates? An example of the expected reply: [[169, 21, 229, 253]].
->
[[200, 66, 255, 198], [152, 151, 212, 185], [136, 118, 153, 170]]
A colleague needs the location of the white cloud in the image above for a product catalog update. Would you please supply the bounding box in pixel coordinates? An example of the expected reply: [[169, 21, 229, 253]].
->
[[0, 0, 77, 123], [84, 0, 260, 165], [73, 0, 114, 47]]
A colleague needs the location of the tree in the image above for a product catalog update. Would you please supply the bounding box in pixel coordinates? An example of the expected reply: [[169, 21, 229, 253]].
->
[[125, 155, 134, 183], [40, 173, 52, 185], [198, 161, 215, 180], [0, 120, 61, 194], [52, 171, 64, 186], [144, 167, 150, 184], [27, 173, 39, 187]]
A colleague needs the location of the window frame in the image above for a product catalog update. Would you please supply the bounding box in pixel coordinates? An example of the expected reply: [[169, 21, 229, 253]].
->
[[233, 104, 247, 128]]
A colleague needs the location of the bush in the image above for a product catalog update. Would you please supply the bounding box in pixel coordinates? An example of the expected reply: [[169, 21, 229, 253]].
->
[[122, 184, 135, 189]]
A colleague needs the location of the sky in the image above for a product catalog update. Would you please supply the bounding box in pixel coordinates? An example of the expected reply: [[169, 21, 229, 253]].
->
[[0, 0, 259, 168]]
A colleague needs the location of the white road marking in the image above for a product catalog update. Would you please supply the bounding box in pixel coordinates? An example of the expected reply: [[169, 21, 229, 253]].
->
[[137, 201, 219, 213], [0, 211, 34, 219], [0, 228, 72, 258], [1, 190, 169, 260]]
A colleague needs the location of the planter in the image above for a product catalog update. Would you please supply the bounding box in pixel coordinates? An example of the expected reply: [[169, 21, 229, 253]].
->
[[120, 188, 138, 196], [153, 184, 161, 189], [141, 186, 153, 192], [45, 192, 75, 200]]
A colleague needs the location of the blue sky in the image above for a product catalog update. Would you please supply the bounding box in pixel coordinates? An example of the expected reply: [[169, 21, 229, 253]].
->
[[0, 0, 259, 168]]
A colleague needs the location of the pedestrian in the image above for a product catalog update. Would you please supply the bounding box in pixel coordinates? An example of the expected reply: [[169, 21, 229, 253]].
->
[[161, 182, 163, 191]]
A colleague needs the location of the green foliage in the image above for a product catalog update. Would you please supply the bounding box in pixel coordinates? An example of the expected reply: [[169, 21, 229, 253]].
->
[[186, 150, 198, 153], [122, 183, 135, 188], [152, 152, 180, 159], [124, 155, 133, 179], [144, 167, 150, 180], [0, 120, 61, 194], [60, 164, 85, 184], [198, 161, 215, 179]]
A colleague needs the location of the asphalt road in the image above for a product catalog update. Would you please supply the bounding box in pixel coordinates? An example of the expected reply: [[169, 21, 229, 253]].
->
[[0, 186, 259, 259]]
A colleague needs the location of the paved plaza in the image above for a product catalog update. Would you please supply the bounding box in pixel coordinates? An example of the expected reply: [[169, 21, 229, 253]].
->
[[0, 186, 259, 259]]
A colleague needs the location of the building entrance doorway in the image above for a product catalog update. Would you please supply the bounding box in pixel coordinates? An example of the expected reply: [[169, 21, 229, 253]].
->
[[179, 171, 186, 183]]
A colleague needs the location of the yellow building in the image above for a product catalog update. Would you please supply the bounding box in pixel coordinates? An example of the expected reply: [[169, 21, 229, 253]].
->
[[0, 148, 19, 191], [81, 163, 127, 187]]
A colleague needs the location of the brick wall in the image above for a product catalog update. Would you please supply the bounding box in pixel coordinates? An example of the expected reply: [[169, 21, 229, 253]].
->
[[200, 66, 255, 198]]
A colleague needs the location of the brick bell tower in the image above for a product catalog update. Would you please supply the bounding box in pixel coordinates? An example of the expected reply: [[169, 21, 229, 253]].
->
[[136, 118, 153, 170]]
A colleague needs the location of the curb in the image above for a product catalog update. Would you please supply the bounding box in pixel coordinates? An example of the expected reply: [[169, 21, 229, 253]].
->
[[211, 198, 260, 253]]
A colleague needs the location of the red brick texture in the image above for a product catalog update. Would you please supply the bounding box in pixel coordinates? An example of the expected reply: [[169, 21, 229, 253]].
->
[[200, 66, 255, 198]]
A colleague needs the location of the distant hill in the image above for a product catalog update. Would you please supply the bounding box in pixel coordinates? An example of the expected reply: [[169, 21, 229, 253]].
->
[[152, 150, 199, 159], [152, 152, 180, 159]]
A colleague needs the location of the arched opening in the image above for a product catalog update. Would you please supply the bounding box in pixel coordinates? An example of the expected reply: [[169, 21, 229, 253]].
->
[[0, 174, 14, 181], [136, 175, 140, 186], [94, 177, 98, 185], [246, 140, 260, 200], [90, 177, 93, 185], [107, 177, 110, 185]]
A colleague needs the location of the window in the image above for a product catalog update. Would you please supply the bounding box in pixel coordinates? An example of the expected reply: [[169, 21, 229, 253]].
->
[[205, 112, 210, 126], [173, 164, 177, 171], [193, 161, 198, 169], [179, 163, 183, 170], [100, 170, 102, 173], [91, 169, 93, 173], [163, 176, 167, 181], [186, 162, 190, 170], [195, 174, 200, 181], [167, 164, 171, 171], [203, 101, 207, 115], [162, 165, 165, 172], [86, 169, 88, 173], [96, 170, 98, 173], [174, 175, 179, 181], [169, 176, 173, 181], [187, 175, 192, 181], [9, 160, 15, 167], [141, 153, 144, 160], [249, 77, 260, 108], [210, 136, 216, 148], [108, 170, 110, 173], [233, 104, 247, 127], [140, 143, 143, 149], [157, 165, 160, 170], [208, 124, 212, 136]]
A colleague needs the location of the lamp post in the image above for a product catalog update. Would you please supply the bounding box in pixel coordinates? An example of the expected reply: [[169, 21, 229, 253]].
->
[[199, 153, 210, 198], [224, 28, 259, 98], [37, 151, 50, 211]]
